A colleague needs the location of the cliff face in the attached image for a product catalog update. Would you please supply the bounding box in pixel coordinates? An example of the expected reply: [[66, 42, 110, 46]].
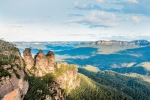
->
[[56, 66, 80, 93], [48, 82, 66, 100], [1, 70, 28, 100], [55, 63, 80, 94], [0, 40, 28, 100], [81, 40, 150, 46]]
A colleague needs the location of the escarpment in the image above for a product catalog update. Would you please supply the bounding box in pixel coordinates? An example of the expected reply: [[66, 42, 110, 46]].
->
[[0, 40, 28, 100], [81, 40, 150, 46]]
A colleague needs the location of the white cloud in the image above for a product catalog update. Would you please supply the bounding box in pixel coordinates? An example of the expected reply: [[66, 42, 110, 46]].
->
[[132, 16, 141, 23], [127, 0, 138, 3], [97, 0, 104, 3], [0, 24, 50, 41], [0, 23, 104, 41], [67, 11, 118, 28], [96, 0, 138, 3], [74, 2, 87, 8], [117, 0, 138, 3], [124, 14, 150, 24]]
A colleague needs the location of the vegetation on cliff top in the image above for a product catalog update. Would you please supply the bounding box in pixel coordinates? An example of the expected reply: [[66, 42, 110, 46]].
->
[[55, 63, 77, 77], [0, 40, 22, 79]]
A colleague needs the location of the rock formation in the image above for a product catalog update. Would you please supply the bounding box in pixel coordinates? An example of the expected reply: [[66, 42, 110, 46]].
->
[[23, 48, 80, 97], [34, 50, 49, 77], [0, 40, 29, 100], [23, 49, 55, 77], [48, 82, 66, 100], [56, 65, 80, 93], [1, 70, 29, 100], [23, 48, 34, 70], [46, 51, 55, 73]]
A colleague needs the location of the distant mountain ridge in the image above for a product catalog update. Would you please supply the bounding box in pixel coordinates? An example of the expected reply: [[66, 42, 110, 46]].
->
[[81, 40, 150, 46], [13, 40, 150, 47]]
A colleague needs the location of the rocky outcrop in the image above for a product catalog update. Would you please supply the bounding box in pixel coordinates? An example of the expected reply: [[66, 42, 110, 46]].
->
[[23, 48, 80, 99], [34, 50, 55, 77], [46, 51, 55, 73], [55, 62, 80, 94], [23, 49, 55, 77], [56, 67, 80, 93], [49, 82, 66, 100], [0, 40, 29, 100], [34, 50, 49, 77], [1, 70, 28, 100], [23, 48, 34, 70], [81, 40, 150, 46], [23, 48, 80, 97]]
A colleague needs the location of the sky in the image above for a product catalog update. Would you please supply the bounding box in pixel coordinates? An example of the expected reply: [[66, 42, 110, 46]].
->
[[0, 0, 150, 41]]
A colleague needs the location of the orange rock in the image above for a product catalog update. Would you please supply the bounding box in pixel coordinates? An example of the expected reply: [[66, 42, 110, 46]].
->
[[2, 89, 21, 100]]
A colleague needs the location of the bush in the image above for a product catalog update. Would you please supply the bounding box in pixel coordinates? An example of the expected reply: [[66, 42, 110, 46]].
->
[[0, 68, 11, 78], [13, 69, 20, 79], [16, 64, 22, 70], [42, 73, 56, 85], [30, 66, 37, 72]]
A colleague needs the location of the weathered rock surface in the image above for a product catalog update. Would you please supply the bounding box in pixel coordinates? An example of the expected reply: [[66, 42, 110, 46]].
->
[[46, 51, 55, 73], [54, 62, 80, 94], [23, 49, 55, 77], [34, 50, 55, 77], [1, 71, 28, 100], [0, 40, 29, 100], [49, 82, 66, 100], [56, 67, 80, 93], [34, 50, 48, 76], [23, 48, 34, 70]]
